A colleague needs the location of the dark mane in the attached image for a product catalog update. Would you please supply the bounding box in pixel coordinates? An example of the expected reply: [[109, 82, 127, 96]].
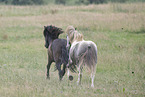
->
[[44, 25, 64, 39]]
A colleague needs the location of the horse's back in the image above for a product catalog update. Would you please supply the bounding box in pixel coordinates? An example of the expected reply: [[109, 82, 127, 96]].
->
[[53, 39, 67, 47], [52, 39, 67, 55]]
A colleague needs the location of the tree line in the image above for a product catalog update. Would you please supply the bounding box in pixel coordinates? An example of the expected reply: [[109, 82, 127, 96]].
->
[[0, 0, 144, 5]]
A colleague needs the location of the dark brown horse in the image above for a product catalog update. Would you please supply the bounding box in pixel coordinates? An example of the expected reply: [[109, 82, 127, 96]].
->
[[43, 25, 68, 80]]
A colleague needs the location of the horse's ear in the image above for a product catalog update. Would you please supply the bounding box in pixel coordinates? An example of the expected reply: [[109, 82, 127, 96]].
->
[[44, 26, 46, 29]]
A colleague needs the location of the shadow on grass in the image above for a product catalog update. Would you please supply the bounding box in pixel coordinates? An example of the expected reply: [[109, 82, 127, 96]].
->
[[128, 28, 145, 34]]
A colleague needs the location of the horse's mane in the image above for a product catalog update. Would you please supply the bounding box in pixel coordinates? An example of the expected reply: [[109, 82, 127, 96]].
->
[[66, 26, 83, 44], [44, 25, 64, 39]]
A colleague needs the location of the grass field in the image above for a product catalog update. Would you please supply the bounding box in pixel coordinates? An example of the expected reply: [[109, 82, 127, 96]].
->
[[0, 3, 145, 97]]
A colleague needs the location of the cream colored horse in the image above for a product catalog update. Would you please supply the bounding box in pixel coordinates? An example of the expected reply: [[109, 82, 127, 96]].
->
[[66, 26, 97, 87]]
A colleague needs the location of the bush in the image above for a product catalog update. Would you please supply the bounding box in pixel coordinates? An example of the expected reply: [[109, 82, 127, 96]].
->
[[88, 0, 106, 4], [55, 0, 66, 5], [0, 0, 145, 5], [0, 0, 45, 5]]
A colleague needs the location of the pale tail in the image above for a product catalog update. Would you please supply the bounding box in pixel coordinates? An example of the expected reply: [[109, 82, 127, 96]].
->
[[78, 45, 97, 72]]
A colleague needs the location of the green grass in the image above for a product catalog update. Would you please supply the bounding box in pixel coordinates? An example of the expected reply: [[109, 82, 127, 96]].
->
[[0, 3, 145, 97]]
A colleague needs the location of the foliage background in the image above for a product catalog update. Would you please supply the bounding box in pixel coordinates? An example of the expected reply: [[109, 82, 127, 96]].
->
[[0, 0, 145, 5]]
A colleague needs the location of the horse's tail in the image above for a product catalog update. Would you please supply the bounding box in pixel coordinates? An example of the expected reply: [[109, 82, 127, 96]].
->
[[61, 46, 69, 65], [79, 44, 97, 72], [54, 45, 68, 71]]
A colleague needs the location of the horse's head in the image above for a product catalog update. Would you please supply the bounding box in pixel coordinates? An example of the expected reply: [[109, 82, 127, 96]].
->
[[43, 25, 63, 48], [66, 26, 83, 44]]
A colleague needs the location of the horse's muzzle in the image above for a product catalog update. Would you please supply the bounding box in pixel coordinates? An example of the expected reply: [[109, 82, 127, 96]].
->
[[45, 44, 48, 48]]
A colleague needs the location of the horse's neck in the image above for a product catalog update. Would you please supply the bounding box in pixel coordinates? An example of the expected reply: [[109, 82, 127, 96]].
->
[[71, 41, 79, 48], [72, 39, 84, 43], [71, 40, 85, 49], [48, 42, 52, 50], [48, 38, 54, 49]]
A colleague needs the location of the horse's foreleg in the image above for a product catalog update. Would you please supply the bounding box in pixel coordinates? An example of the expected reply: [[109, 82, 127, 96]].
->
[[46, 61, 52, 79], [69, 55, 72, 64], [67, 56, 72, 79], [67, 64, 70, 78]]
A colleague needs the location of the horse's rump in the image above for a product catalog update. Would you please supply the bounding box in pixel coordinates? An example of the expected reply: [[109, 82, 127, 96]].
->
[[69, 41, 97, 72], [52, 39, 68, 65], [78, 41, 97, 71]]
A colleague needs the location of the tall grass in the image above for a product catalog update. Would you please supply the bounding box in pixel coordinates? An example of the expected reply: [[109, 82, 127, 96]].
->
[[0, 3, 145, 97]]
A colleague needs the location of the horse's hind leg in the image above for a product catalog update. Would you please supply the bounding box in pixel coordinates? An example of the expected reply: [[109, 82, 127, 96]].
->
[[62, 64, 66, 77], [56, 61, 63, 80], [46, 61, 52, 79], [91, 73, 95, 88], [77, 65, 83, 86], [91, 65, 96, 88]]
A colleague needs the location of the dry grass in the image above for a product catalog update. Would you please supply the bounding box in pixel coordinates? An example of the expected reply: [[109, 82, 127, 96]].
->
[[0, 3, 145, 97]]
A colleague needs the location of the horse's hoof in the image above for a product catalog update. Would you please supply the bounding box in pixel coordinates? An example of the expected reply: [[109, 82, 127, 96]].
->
[[91, 84, 94, 88], [59, 77, 63, 81], [69, 75, 73, 81], [46, 76, 50, 80]]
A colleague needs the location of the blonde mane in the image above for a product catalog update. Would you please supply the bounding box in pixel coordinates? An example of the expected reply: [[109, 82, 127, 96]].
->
[[66, 26, 83, 44]]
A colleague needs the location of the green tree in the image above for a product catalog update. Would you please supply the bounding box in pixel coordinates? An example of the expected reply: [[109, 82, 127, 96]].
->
[[12, 0, 45, 5], [88, 0, 106, 4], [55, 0, 66, 5]]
